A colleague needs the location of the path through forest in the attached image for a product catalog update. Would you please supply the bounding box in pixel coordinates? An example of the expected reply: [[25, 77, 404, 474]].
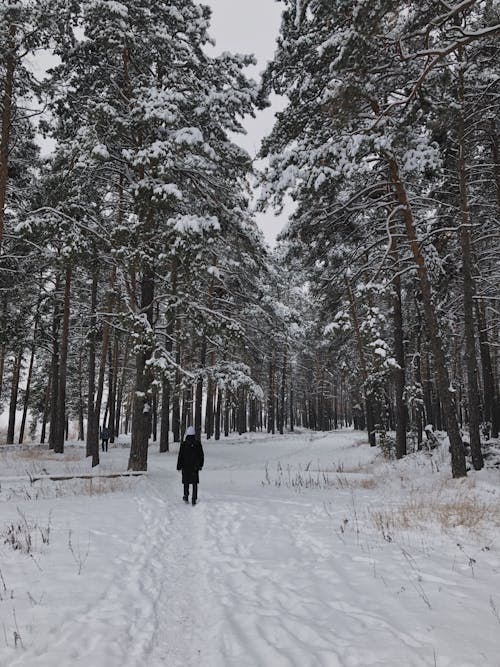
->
[[1, 431, 499, 666]]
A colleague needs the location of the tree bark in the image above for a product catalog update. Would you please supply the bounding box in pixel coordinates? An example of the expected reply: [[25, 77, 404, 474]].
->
[[279, 348, 287, 435], [48, 274, 61, 450], [77, 349, 85, 441], [345, 276, 376, 445], [108, 333, 119, 443], [53, 265, 72, 453], [0, 23, 16, 254], [115, 336, 130, 438], [6, 351, 22, 444], [40, 378, 51, 445], [195, 337, 206, 439], [18, 342, 35, 444], [268, 353, 276, 434], [389, 158, 466, 477], [214, 385, 221, 440], [487, 121, 500, 438], [205, 350, 215, 439], [172, 314, 181, 443], [475, 301, 493, 428], [456, 50, 483, 470], [224, 388, 230, 437], [0, 344, 5, 407], [86, 267, 98, 457], [390, 222, 407, 458], [128, 265, 155, 471], [91, 267, 116, 466], [160, 376, 170, 452], [160, 257, 177, 452], [18, 294, 41, 444]]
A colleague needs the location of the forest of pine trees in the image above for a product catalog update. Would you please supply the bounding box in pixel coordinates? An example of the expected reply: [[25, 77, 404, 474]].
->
[[0, 1, 499, 478]]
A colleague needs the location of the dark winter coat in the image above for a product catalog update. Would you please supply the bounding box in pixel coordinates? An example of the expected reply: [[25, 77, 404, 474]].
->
[[177, 435, 204, 484]]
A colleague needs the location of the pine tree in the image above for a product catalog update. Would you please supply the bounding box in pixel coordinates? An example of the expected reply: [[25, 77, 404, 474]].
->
[[261, 0, 499, 476]]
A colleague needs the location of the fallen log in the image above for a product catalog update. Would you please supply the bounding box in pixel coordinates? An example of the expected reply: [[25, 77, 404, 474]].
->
[[30, 471, 147, 483]]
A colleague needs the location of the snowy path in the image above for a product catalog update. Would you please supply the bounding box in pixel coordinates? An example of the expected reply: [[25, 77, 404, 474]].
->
[[1, 430, 499, 666], [6, 471, 214, 667]]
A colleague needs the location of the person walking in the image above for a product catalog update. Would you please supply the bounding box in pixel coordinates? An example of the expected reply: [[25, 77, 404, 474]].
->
[[177, 425, 204, 505], [100, 425, 111, 452]]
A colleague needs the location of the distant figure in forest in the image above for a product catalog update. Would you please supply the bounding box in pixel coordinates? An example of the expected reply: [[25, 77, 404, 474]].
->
[[100, 426, 111, 452], [177, 426, 204, 506]]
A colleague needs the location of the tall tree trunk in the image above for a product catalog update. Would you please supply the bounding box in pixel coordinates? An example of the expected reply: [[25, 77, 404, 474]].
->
[[487, 121, 500, 438], [91, 267, 117, 466], [345, 276, 376, 445], [53, 265, 72, 453], [128, 266, 155, 471], [205, 375, 214, 438], [124, 391, 132, 435], [92, 340, 108, 466], [77, 349, 85, 441], [333, 378, 338, 430], [172, 370, 180, 442], [103, 344, 112, 428], [490, 119, 500, 215], [492, 320, 500, 439], [389, 158, 466, 477], [224, 388, 230, 437], [115, 336, 130, 438], [152, 388, 158, 442], [475, 301, 492, 427], [456, 51, 483, 470], [205, 350, 215, 439], [6, 351, 22, 444], [181, 386, 192, 435], [0, 23, 16, 254], [40, 377, 51, 444], [214, 385, 221, 440], [18, 343, 35, 444], [195, 337, 206, 439], [239, 388, 247, 434], [0, 293, 7, 404], [268, 353, 276, 434], [415, 328, 424, 445], [279, 348, 287, 435], [160, 256, 177, 452], [48, 274, 61, 450], [108, 333, 119, 443], [18, 294, 41, 444], [249, 397, 256, 432], [86, 267, 98, 457], [390, 222, 407, 458], [422, 348, 433, 427], [172, 320, 181, 443], [0, 344, 5, 407], [160, 376, 170, 452]]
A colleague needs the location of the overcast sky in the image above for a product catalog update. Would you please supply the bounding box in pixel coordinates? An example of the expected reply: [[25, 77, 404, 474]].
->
[[206, 0, 288, 245]]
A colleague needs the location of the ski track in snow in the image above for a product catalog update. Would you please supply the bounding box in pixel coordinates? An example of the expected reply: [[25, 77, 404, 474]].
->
[[203, 496, 436, 667], [2, 430, 499, 666], [6, 473, 214, 667]]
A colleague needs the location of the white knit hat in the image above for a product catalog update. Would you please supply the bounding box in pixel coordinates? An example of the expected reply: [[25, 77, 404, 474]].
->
[[185, 426, 195, 437]]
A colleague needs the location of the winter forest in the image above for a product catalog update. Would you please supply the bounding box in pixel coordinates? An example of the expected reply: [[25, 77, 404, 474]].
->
[[1, 1, 500, 666]]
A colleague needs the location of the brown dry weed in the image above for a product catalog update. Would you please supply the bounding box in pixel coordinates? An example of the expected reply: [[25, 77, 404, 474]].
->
[[369, 488, 500, 536], [17, 449, 82, 462]]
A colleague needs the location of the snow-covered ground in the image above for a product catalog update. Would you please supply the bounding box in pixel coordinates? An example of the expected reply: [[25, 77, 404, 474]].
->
[[0, 430, 499, 667]]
